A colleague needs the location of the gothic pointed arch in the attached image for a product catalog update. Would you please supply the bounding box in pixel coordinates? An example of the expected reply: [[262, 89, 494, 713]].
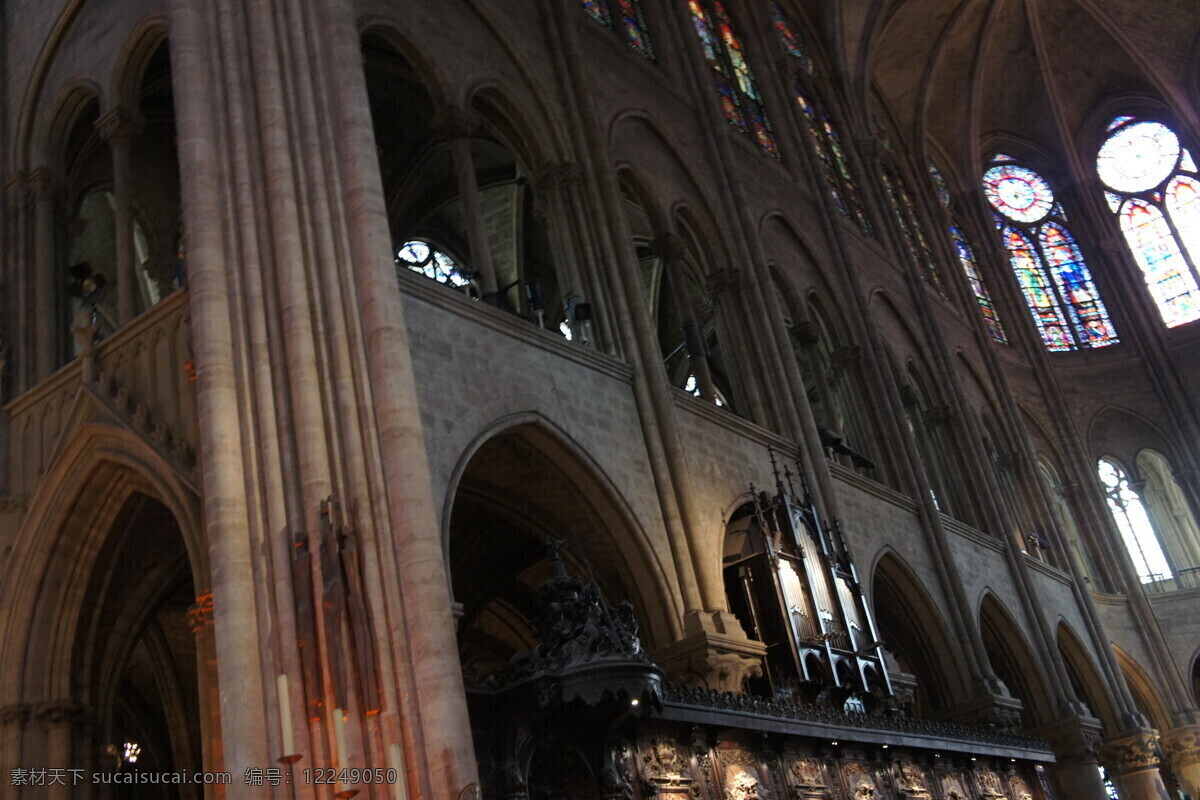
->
[[978, 593, 1055, 731], [0, 426, 206, 786], [1055, 621, 1119, 732], [445, 418, 676, 667], [1111, 644, 1173, 732], [869, 551, 970, 718]]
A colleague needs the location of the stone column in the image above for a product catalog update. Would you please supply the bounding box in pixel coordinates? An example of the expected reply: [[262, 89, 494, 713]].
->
[[1101, 730, 1167, 800], [166, 0, 273, 791], [95, 108, 143, 325], [1161, 726, 1200, 800], [1, 704, 31, 799], [436, 107, 499, 299], [189, 593, 225, 800], [1044, 716, 1108, 800], [29, 167, 57, 381], [36, 702, 83, 800]]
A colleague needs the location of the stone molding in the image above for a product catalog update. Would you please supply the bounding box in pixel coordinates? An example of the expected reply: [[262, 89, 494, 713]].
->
[[0, 704, 32, 727], [35, 701, 84, 727]]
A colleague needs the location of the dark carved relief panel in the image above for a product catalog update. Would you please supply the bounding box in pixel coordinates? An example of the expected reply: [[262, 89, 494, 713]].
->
[[716, 746, 771, 800]]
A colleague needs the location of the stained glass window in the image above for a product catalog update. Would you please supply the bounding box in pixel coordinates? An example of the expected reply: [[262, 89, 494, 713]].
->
[[793, 88, 871, 233], [1098, 459, 1173, 583], [397, 240, 473, 291], [881, 169, 944, 293], [1097, 117, 1200, 327], [928, 161, 951, 209], [984, 156, 1118, 351], [688, 0, 777, 155], [929, 160, 1007, 342], [771, 3, 871, 234], [950, 225, 1008, 343], [770, 2, 813, 74], [581, 0, 654, 58]]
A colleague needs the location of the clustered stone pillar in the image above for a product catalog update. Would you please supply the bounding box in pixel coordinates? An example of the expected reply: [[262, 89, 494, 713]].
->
[[1044, 716, 1109, 800], [36, 702, 83, 800]]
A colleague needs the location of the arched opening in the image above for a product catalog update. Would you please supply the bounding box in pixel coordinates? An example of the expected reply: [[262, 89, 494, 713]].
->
[[447, 424, 665, 796], [1136, 449, 1200, 589], [7, 464, 207, 800], [362, 31, 562, 326], [869, 554, 966, 719], [1055, 623, 1118, 732], [979, 594, 1054, 732], [616, 177, 737, 409], [77, 492, 202, 797], [61, 37, 182, 363]]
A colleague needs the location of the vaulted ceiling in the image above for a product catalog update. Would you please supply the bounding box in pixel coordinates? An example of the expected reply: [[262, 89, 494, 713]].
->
[[806, 0, 1200, 184]]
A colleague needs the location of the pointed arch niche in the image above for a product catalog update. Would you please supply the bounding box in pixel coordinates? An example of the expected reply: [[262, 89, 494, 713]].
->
[[869, 554, 969, 719]]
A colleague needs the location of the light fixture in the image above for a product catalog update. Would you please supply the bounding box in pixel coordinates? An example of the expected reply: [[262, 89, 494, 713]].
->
[[630, 698, 640, 706]]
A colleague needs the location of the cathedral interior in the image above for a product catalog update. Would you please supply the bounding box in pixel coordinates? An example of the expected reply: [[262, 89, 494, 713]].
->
[[1, 1, 1200, 799]]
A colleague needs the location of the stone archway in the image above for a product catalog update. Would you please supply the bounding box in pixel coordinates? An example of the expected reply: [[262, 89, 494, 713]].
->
[[0, 438, 209, 799]]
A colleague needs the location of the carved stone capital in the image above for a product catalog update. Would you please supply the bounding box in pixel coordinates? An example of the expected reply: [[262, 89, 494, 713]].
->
[[791, 320, 820, 347], [533, 160, 581, 194], [189, 591, 214, 632], [653, 612, 768, 694], [0, 704, 32, 727], [36, 701, 84, 727], [993, 450, 1021, 474], [1100, 729, 1161, 777], [1161, 726, 1200, 769], [95, 107, 143, 145], [0, 495, 27, 513], [431, 106, 478, 142], [854, 136, 883, 166], [4, 171, 29, 207], [1053, 481, 1080, 499], [28, 167, 59, 200], [706, 267, 743, 298], [922, 404, 954, 429], [1041, 714, 1104, 762], [650, 233, 690, 266]]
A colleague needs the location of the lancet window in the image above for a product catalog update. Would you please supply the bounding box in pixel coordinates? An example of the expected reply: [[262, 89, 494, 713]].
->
[[879, 166, 945, 295], [770, 3, 871, 233], [1098, 458, 1173, 584], [1096, 117, 1200, 328], [581, 0, 654, 58], [983, 155, 1118, 351], [688, 0, 778, 155], [928, 161, 1008, 343]]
